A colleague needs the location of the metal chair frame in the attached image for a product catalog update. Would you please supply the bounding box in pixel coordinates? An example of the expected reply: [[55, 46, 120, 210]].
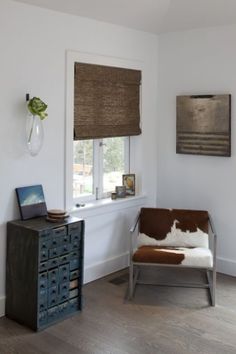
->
[[129, 211, 217, 306]]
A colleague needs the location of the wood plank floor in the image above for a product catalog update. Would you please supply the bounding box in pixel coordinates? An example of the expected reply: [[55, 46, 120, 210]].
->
[[0, 268, 236, 354]]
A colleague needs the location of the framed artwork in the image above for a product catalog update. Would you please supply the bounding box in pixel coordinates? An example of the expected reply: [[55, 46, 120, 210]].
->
[[176, 94, 231, 157], [15, 184, 47, 220], [115, 186, 126, 198], [122, 174, 135, 196]]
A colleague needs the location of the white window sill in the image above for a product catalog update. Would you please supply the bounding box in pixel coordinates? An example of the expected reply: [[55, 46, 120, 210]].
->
[[69, 195, 147, 218]]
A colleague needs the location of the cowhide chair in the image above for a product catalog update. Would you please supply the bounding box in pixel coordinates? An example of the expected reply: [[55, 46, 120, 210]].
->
[[129, 208, 217, 306]]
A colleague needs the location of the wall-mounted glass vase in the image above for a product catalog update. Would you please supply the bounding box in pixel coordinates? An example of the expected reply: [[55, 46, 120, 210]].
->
[[26, 114, 44, 156]]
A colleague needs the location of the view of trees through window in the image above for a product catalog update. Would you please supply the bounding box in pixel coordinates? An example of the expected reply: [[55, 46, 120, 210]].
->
[[73, 137, 126, 198], [103, 137, 125, 194]]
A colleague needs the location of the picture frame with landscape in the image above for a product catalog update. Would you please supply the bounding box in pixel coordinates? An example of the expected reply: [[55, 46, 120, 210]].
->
[[15, 184, 47, 220]]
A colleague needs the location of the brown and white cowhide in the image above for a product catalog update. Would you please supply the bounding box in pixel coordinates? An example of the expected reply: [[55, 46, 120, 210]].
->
[[138, 220, 209, 248], [132, 246, 213, 267], [134, 219, 212, 267]]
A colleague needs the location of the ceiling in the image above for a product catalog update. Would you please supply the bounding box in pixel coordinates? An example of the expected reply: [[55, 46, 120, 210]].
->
[[13, 0, 236, 34]]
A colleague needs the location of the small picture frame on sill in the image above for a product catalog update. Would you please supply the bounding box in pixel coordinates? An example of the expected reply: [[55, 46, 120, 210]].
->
[[122, 174, 135, 196], [115, 186, 126, 198]]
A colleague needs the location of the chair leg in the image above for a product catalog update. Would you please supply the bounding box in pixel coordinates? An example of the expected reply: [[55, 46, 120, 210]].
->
[[207, 269, 216, 306], [129, 262, 134, 299], [212, 266, 216, 306]]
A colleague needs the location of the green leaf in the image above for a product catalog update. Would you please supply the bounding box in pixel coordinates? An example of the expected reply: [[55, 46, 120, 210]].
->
[[28, 97, 48, 119]]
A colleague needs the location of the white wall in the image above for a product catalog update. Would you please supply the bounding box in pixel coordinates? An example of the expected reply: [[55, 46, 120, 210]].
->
[[157, 24, 236, 276], [0, 0, 158, 315]]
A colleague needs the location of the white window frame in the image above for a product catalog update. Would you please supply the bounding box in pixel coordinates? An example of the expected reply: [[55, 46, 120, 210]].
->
[[65, 50, 142, 210], [72, 137, 130, 203]]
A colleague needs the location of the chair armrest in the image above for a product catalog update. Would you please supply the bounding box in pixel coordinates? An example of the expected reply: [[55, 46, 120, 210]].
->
[[130, 211, 140, 233], [208, 214, 217, 266], [209, 214, 217, 237], [129, 212, 140, 259]]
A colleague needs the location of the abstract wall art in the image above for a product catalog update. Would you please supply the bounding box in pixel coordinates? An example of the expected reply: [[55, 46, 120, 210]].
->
[[176, 94, 231, 157]]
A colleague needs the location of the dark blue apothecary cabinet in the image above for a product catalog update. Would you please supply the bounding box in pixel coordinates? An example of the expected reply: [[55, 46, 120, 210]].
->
[[6, 216, 84, 331]]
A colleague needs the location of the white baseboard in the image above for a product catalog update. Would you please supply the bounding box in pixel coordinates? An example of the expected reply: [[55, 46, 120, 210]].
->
[[217, 257, 236, 277], [0, 296, 5, 317], [84, 252, 129, 284]]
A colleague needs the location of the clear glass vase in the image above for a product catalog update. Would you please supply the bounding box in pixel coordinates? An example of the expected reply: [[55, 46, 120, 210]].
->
[[26, 114, 44, 156]]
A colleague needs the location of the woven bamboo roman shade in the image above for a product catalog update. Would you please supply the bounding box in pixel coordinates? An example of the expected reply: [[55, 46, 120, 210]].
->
[[74, 63, 141, 140]]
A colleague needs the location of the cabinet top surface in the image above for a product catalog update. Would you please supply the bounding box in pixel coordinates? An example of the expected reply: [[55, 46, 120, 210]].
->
[[8, 216, 83, 231]]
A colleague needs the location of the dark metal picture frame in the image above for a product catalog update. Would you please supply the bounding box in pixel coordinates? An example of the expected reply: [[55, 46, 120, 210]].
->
[[15, 184, 47, 220], [122, 174, 135, 196], [176, 94, 231, 157], [115, 186, 126, 198]]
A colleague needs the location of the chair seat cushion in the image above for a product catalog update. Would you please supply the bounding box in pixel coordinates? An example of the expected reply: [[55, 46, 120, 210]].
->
[[132, 246, 213, 268]]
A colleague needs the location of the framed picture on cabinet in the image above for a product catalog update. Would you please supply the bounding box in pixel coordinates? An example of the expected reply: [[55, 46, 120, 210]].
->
[[15, 184, 47, 220]]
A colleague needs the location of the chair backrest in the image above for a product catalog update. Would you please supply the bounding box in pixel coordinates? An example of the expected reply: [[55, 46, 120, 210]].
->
[[139, 208, 209, 248]]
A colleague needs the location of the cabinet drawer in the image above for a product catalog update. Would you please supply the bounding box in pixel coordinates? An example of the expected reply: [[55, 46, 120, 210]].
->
[[48, 297, 57, 307], [47, 258, 59, 269], [47, 306, 58, 322], [58, 282, 69, 304], [70, 279, 79, 289], [58, 301, 69, 316], [48, 236, 60, 249], [68, 297, 79, 312], [71, 233, 81, 243], [68, 222, 81, 235], [39, 272, 48, 290], [59, 244, 72, 255], [60, 234, 70, 245], [69, 288, 79, 299], [59, 282, 70, 294], [70, 250, 79, 259], [48, 286, 58, 308], [39, 261, 48, 272], [40, 249, 48, 262], [48, 268, 58, 287], [58, 292, 69, 304], [70, 259, 79, 271], [38, 310, 47, 327], [38, 289, 47, 311], [49, 247, 59, 259], [70, 269, 79, 280], [53, 226, 67, 238], [59, 264, 69, 283], [71, 240, 80, 250], [40, 239, 49, 251], [59, 254, 70, 265]]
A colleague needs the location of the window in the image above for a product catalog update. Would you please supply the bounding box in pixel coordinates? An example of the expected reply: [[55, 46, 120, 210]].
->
[[73, 137, 129, 201], [65, 52, 142, 209]]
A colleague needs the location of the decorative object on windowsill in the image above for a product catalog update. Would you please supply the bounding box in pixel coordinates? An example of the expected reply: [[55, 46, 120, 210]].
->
[[123, 174, 135, 196], [111, 192, 117, 200], [115, 186, 126, 198], [46, 209, 69, 222], [26, 93, 48, 156], [15, 184, 47, 220]]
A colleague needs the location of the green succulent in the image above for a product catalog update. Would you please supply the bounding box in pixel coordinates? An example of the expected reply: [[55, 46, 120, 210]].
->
[[28, 97, 48, 120]]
